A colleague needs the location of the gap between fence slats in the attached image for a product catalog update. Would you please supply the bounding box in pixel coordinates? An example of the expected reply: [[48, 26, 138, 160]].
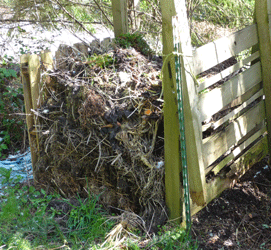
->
[[197, 51, 260, 92], [191, 134, 268, 216], [202, 100, 265, 168], [193, 24, 258, 75], [199, 61, 262, 122], [202, 89, 264, 132], [226, 135, 268, 177], [206, 124, 266, 175]]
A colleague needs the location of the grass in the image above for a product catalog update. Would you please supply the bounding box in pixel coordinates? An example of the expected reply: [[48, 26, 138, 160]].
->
[[0, 180, 115, 249], [0, 171, 198, 249]]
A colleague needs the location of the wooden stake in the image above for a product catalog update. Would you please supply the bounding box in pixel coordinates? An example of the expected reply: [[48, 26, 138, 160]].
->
[[255, 0, 271, 159], [172, 2, 206, 207], [28, 55, 41, 158], [161, 0, 181, 221], [20, 54, 38, 180]]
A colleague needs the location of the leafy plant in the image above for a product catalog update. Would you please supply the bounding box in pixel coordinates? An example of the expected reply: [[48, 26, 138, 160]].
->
[[66, 194, 114, 246], [148, 224, 198, 250], [116, 33, 154, 56], [0, 65, 25, 158], [87, 53, 115, 69]]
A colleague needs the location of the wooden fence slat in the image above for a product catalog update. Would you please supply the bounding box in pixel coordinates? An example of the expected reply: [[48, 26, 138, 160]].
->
[[199, 61, 262, 122], [191, 134, 268, 216], [202, 89, 264, 132], [40, 50, 54, 71], [202, 100, 265, 168], [208, 124, 266, 175], [40, 51, 54, 103], [226, 135, 268, 177], [193, 24, 258, 75], [255, 0, 271, 159], [161, 0, 181, 220], [197, 51, 260, 92]]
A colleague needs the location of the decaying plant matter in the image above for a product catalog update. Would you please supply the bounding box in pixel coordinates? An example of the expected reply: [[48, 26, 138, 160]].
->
[[36, 40, 167, 232]]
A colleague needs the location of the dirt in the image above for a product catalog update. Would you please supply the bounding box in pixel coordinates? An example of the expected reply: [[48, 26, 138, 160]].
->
[[192, 157, 271, 249]]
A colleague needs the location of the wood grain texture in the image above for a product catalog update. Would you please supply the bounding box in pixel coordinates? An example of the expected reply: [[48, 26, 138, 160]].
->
[[199, 62, 262, 122], [208, 124, 266, 175], [255, 0, 271, 159], [161, 0, 181, 220], [197, 51, 260, 92], [193, 24, 258, 75], [20, 54, 38, 180], [203, 100, 265, 168], [202, 89, 264, 132], [191, 135, 268, 216], [173, 7, 207, 207], [112, 0, 128, 37]]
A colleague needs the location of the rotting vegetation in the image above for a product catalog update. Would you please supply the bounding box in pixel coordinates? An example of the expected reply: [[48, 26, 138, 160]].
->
[[35, 37, 167, 233]]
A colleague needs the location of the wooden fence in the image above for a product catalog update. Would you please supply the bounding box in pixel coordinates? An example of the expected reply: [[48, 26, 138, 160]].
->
[[162, 0, 271, 222], [20, 51, 53, 180]]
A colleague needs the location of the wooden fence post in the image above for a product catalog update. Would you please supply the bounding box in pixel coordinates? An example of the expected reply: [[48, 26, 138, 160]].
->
[[28, 55, 41, 157], [20, 54, 38, 180], [255, 0, 271, 159], [112, 0, 128, 37], [161, 0, 181, 220], [173, 1, 206, 207], [161, 0, 207, 221]]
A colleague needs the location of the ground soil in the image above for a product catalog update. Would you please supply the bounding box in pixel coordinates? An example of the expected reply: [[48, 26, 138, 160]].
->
[[192, 157, 271, 249]]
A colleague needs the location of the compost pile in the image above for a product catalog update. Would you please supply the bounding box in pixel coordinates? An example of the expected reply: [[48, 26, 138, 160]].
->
[[36, 41, 166, 231]]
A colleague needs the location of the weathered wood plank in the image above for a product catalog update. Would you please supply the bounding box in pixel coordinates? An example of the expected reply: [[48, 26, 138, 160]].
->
[[207, 124, 266, 175], [20, 54, 38, 180], [28, 55, 41, 160], [255, 0, 271, 159], [197, 51, 260, 92], [202, 100, 265, 168], [40, 51, 54, 105], [193, 24, 258, 75], [202, 89, 264, 132], [267, 0, 271, 37], [191, 135, 268, 216], [199, 61, 262, 122], [226, 135, 268, 178], [173, 10, 207, 207], [112, 0, 128, 37], [161, 0, 181, 220], [40, 50, 54, 71]]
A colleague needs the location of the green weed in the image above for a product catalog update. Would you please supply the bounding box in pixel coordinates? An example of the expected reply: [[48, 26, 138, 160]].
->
[[87, 53, 115, 69], [0, 65, 25, 158], [0, 169, 115, 249], [66, 194, 115, 247], [147, 224, 198, 250], [115, 33, 154, 56]]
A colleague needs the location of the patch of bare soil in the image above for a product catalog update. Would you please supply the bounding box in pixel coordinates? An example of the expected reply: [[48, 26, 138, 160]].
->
[[192, 157, 271, 249]]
